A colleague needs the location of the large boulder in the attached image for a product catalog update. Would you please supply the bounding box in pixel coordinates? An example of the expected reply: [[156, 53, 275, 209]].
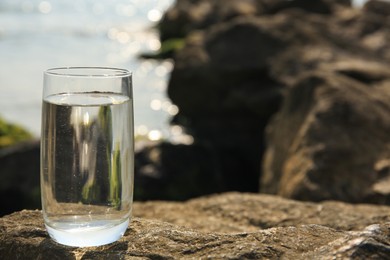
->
[[1, 193, 390, 259], [258, 0, 390, 203], [153, 0, 390, 202], [164, 3, 371, 195], [261, 68, 390, 203], [166, 15, 301, 193]]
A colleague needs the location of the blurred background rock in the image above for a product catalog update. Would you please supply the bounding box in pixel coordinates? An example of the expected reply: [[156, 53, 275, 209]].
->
[[0, 118, 38, 216], [136, 0, 390, 202]]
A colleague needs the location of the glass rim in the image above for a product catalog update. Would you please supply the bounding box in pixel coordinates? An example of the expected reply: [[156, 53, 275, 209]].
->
[[44, 67, 132, 78]]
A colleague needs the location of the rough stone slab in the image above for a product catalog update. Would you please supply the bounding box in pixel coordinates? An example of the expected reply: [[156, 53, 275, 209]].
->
[[134, 192, 390, 233], [1, 193, 390, 259]]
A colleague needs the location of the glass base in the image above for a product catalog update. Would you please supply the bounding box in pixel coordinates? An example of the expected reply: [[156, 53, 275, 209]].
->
[[45, 218, 129, 247]]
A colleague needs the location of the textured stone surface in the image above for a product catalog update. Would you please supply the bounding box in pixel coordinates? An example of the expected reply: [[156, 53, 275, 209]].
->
[[1, 193, 390, 259], [133, 192, 390, 233]]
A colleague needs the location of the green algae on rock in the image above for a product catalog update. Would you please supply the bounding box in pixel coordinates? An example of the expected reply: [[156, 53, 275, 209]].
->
[[0, 117, 33, 149]]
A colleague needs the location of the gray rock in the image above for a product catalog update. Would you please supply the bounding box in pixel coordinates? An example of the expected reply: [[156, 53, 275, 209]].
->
[[1, 193, 390, 259]]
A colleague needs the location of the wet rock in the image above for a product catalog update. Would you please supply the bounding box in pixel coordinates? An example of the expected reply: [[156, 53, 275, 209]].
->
[[1, 193, 390, 259]]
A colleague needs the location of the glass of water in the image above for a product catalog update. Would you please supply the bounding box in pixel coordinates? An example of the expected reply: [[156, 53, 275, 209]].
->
[[41, 67, 134, 247]]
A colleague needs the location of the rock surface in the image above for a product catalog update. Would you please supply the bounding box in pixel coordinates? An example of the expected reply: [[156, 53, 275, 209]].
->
[[134, 192, 390, 233], [1, 193, 390, 259], [258, 0, 390, 203], [261, 69, 390, 203]]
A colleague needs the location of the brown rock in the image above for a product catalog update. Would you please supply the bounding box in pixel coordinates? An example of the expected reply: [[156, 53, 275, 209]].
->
[[158, 0, 351, 41], [133, 192, 390, 233], [261, 70, 390, 203], [1, 193, 390, 259], [364, 0, 390, 17], [165, 3, 389, 197]]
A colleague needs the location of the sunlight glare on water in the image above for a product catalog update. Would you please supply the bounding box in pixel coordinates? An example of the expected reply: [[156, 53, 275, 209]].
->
[[0, 0, 174, 139]]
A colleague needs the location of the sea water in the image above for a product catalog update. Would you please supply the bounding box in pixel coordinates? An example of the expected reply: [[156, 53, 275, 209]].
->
[[41, 92, 133, 247], [0, 0, 175, 137]]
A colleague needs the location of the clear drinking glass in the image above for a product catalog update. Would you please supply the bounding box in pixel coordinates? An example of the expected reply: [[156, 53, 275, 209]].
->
[[41, 67, 134, 247]]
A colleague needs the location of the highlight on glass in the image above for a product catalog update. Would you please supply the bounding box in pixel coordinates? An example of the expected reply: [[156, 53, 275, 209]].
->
[[41, 67, 134, 247]]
